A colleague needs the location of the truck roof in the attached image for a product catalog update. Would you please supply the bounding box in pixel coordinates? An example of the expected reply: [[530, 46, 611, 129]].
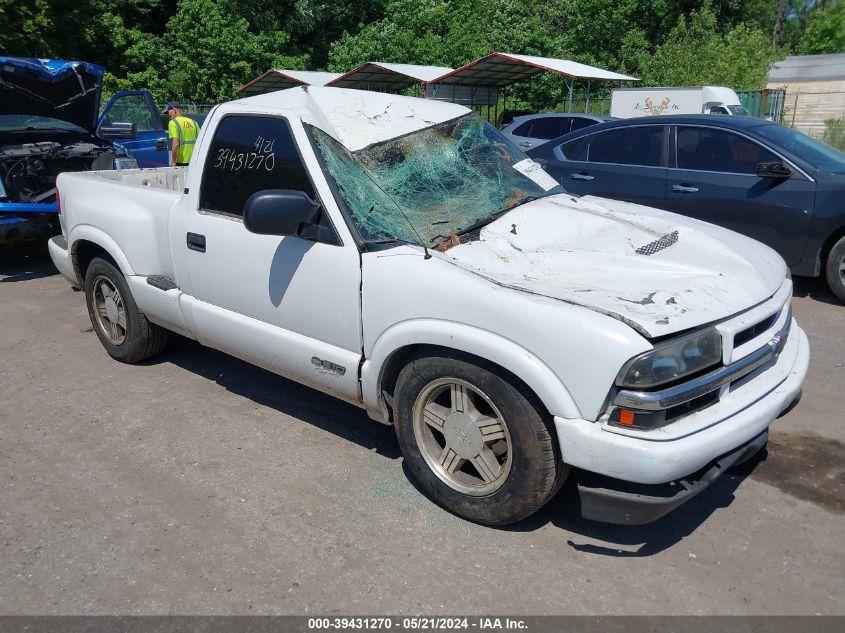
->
[[237, 86, 470, 152]]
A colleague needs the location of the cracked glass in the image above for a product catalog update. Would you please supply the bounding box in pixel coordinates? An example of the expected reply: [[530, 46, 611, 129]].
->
[[309, 113, 563, 246]]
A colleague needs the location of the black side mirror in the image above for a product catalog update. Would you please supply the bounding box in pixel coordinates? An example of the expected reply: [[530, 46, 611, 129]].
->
[[99, 122, 137, 139], [756, 161, 792, 179], [243, 189, 321, 237]]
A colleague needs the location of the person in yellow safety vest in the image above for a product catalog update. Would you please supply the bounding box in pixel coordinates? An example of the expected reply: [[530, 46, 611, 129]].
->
[[163, 101, 199, 166]]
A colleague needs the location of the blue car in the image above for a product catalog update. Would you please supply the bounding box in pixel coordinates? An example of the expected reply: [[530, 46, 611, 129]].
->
[[0, 57, 169, 247], [527, 115, 845, 302]]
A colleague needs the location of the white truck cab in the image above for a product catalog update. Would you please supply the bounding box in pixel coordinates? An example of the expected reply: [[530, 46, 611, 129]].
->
[[611, 86, 750, 118], [49, 87, 807, 526]]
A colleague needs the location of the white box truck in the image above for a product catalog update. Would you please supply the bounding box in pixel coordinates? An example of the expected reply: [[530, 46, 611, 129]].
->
[[610, 86, 749, 118]]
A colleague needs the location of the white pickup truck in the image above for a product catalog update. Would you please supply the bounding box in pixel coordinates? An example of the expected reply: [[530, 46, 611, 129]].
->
[[49, 87, 809, 526]]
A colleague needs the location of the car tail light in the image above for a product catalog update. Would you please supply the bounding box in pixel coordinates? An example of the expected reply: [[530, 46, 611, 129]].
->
[[56, 190, 61, 215]]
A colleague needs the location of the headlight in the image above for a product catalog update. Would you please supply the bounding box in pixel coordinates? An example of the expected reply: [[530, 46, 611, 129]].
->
[[617, 327, 722, 389], [113, 157, 138, 170]]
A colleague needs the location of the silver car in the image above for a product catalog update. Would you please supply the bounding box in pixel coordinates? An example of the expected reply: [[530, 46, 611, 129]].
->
[[502, 112, 616, 150]]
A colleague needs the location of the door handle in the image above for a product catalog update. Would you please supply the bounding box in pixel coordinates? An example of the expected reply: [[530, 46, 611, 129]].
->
[[186, 232, 206, 253], [518, 142, 532, 148], [570, 172, 594, 181], [671, 184, 699, 193], [155, 138, 167, 151]]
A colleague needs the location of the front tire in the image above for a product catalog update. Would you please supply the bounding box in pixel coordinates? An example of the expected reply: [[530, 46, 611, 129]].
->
[[84, 257, 168, 363], [393, 350, 566, 525], [825, 235, 845, 303]]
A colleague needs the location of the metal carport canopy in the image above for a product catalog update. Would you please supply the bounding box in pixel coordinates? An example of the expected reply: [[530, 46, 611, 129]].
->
[[237, 70, 343, 97], [428, 52, 638, 86], [326, 62, 454, 91]]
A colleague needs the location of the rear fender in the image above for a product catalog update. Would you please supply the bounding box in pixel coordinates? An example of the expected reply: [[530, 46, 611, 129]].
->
[[69, 224, 135, 281]]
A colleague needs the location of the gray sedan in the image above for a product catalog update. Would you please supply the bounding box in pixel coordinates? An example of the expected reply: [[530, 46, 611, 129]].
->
[[502, 112, 615, 150]]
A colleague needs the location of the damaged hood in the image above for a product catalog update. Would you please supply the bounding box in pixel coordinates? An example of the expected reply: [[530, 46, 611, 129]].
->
[[0, 57, 104, 132], [442, 195, 786, 338]]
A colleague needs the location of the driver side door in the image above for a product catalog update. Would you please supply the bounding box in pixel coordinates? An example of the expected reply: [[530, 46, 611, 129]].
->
[[173, 113, 363, 402], [98, 91, 169, 167]]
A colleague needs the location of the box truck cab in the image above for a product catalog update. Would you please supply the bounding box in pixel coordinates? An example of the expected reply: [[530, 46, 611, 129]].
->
[[611, 86, 749, 118]]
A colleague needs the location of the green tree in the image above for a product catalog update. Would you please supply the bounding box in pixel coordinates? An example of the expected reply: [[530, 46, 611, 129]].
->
[[0, 1, 170, 64], [105, 0, 307, 102], [796, 0, 845, 53], [1, 0, 793, 108], [626, 4, 782, 90], [0, 0, 53, 55]]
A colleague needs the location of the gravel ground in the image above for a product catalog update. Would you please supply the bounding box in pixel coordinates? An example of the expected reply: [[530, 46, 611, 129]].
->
[[0, 243, 843, 615]]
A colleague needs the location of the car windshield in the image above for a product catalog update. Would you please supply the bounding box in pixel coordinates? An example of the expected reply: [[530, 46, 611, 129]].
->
[[0, 114, 87, 133], [754, 123, 845, 173], [727, 105, 749, 116], [309, 113, 564, 246]]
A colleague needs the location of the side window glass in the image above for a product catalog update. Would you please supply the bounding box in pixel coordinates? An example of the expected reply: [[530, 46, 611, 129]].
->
[[511, 121, 534, 137], [588, 127, 664, 167], [530, 117, 567, 140], [557, 136, 589, 161], [102, 94, 158, 131], [677, 126, 779, 174], [200, 115, 316, 217]]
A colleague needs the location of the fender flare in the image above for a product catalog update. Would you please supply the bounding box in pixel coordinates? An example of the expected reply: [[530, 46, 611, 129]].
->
[[69, 224, 136, 280], [361, 319, 581, 420]]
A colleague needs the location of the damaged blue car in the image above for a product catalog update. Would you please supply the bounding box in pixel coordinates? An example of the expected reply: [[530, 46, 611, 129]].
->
[[0, 57, 169, 247]]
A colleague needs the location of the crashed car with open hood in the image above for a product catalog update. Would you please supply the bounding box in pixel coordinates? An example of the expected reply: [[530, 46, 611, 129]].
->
[[47, 87, 809, 526], [0, 57, 138, 247]]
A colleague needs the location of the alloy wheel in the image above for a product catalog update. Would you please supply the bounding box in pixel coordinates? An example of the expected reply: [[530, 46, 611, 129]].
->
[[412, 378, 512, 496], [92, 275, 127, 345]]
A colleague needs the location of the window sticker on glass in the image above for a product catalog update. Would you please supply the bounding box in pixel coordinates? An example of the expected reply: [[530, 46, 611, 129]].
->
[[512, 158, 559, 191]]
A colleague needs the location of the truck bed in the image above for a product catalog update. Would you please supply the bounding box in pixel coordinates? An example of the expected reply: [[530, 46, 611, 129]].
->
[[77, 166, 187, 192], [57, 167, 186, 279]]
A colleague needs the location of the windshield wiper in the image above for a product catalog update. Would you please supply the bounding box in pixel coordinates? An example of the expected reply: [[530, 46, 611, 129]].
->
[[450, 209, 510, 240], [451, 195, 543, 240]]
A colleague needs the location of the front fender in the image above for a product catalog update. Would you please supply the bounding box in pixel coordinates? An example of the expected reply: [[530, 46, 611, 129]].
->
[[361, 319, 581, 421]]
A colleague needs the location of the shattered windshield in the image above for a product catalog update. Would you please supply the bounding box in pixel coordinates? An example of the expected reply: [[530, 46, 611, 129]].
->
[[309, 113, 563, 246]]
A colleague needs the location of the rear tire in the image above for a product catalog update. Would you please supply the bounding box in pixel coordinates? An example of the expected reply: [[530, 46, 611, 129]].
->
[[393, 349, 566, 525], [825, 236, 845, 303], [84, 257, 168, 363]]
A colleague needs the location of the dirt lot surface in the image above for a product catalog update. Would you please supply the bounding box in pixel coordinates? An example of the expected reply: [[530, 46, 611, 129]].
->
[[1, 244, 843, 615]]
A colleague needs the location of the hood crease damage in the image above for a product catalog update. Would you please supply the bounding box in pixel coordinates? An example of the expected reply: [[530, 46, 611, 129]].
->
[[441, 195, 785, 338]]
